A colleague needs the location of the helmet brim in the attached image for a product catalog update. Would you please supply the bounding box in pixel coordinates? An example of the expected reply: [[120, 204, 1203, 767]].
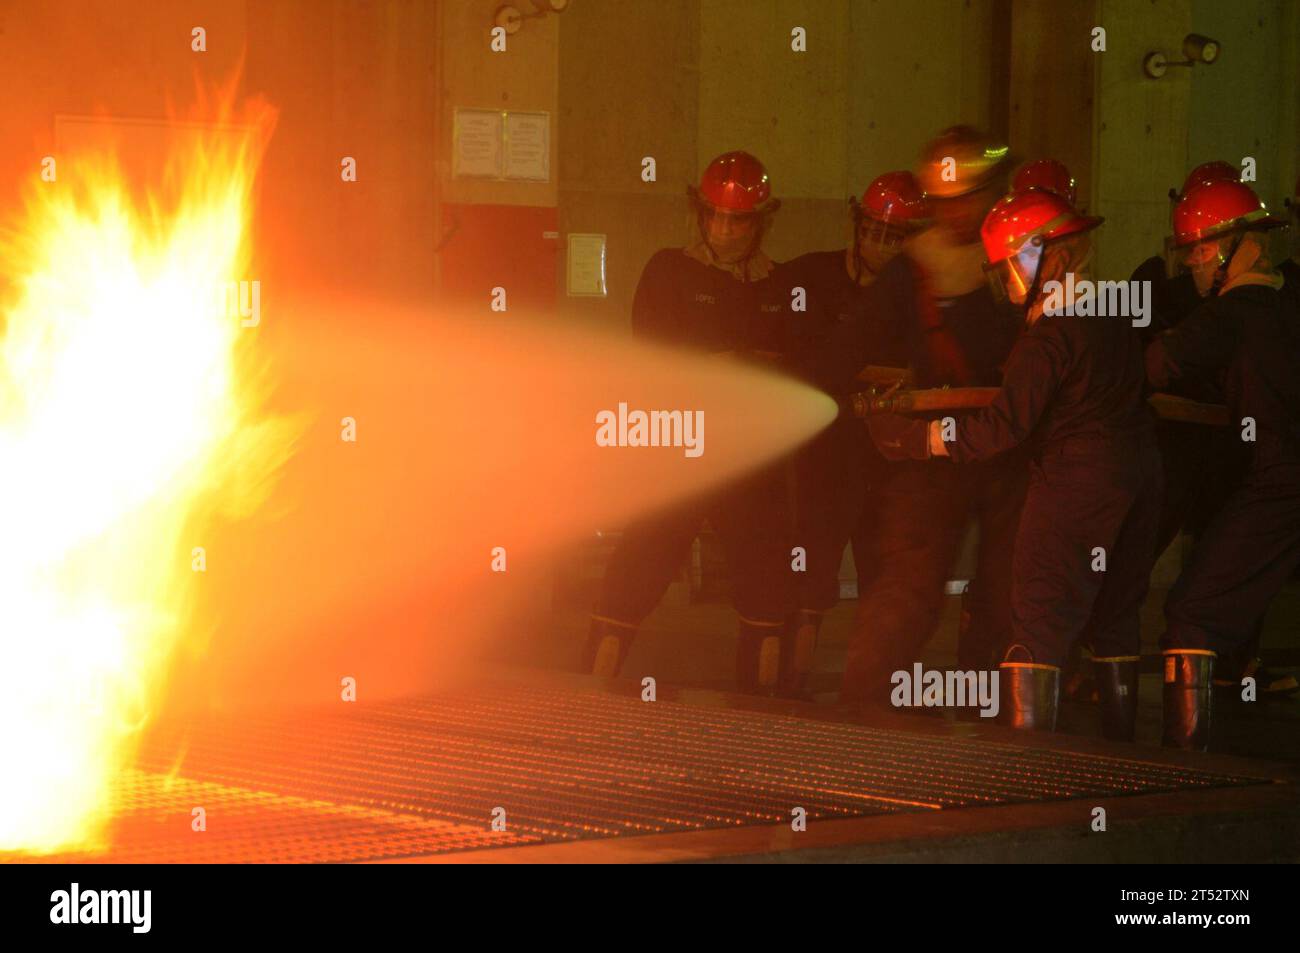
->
[[1171, 210, 1288, 249]]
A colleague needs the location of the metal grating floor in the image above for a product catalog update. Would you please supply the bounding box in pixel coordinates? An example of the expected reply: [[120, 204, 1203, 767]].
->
[[4, 683, 1269, 862], [12, 770, 540, 864]]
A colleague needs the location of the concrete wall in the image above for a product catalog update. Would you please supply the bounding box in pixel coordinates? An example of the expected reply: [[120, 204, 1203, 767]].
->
[[557, 0, 1003, 329], [1189, 0, 1298, 210], [1092, 0, 1194, 281], [438, 0, 559, 209], [0, 0, 441, 303], [1009, 0, 1098, 211], [4, 2, 1292, 325], [556, 0, 700, 329], [1090, 0, 1300, 280]]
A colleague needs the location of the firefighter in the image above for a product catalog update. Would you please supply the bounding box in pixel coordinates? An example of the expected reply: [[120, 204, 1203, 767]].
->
[[1146, 178, 1298, 750], [1015, 159, 1122, 707], [799, 126, 1026, 706], [777, 172, 930, 697], [1134, 162, 1241, 343], [1135, 163, 1290, 700], [1013, 158, 1077, 205], [584, 151, 798, 695], [867, 188, 1163, 740]]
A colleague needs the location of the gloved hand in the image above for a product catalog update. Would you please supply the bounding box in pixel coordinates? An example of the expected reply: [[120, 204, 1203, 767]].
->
[[867, 413, 931, 461]]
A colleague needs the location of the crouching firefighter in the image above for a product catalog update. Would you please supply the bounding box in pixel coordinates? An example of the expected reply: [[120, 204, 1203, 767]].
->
[[866, 187, 1164, 740], [583, 150, 798, 695], [1147, 178, 1298, 750]]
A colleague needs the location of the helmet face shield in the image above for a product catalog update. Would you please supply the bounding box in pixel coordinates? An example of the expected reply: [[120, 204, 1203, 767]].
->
[[1165, 229, 1287, 297], [985, 236, 1045, 306], [1166, 235, 1228, 296], [693, 201, 770, 264], [859, 215, 909, 252], [855, 213, 910, 275]]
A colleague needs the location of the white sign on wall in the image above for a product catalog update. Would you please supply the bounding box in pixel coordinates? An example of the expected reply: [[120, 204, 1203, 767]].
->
[[453, 108, 550, 182], [567, 233, 607, 297], [452, 109, 503, 178], [504, 111, 550, 181]]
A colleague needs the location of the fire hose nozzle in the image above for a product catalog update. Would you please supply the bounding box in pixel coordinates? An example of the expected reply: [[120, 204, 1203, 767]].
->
[[842, 390, 909, 417], [843, 386, 1001, 417]]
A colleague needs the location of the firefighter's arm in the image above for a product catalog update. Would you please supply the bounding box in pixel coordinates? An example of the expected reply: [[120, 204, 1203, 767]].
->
[[1145, 299, 1238, 389], [943, 331, 1066, 462]]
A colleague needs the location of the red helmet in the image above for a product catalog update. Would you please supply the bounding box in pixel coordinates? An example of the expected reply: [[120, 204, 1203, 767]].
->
[[692, 151, 776, 213], [917, 125, 1011, 199], [1178, 160, 1239, 198], [1170, 179, 1285, 248], [859, 171, 930, 227], [1013, 159, 1077, 206], [981, 188, 1103, 305]]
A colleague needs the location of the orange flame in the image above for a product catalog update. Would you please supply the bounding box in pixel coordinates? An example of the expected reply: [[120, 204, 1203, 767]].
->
[[0, 93, 296, 853]]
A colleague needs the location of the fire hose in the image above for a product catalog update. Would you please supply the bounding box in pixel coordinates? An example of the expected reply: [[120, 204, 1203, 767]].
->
[[846, 368, 1230, 427]]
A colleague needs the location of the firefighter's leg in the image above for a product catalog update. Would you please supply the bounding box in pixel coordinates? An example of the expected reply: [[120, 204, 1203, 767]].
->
[[1162, 461, 1300, 749], [841, 462, 967, 707], [782, 429, 865, 698], [1152, 421, 1203, 559], [999, 452, 1140, 732], [586, 499, 703, 677], [1078, 446, 1161, 740], [961, 453, 1028, 671], [713, 466, 797, 695], [1214, 619, 1298, 695]]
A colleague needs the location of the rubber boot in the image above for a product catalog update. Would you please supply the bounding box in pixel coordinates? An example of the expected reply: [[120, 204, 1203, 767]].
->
[[778, 609, 822, 699], [581, 615, 637, 678], [1162, 649, 1215, 751], [1092, 655, 1140, 742], [955, 581, 984, 670], [736, 618, 784, 696], [997, 657, 1060, 732]]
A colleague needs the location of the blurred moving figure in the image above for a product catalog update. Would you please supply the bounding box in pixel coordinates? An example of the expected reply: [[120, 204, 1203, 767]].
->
[[1146, 178, 1298, 749], [583, 151, 799, 695], [800, 126, 1026, 707], [777, 172, 930, 697], [1013, 158, 1077, 206], [867, 188, 1162, 740]]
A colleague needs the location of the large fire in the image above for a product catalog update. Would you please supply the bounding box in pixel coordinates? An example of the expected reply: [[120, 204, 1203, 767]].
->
[[0, 96, 294, 853], [0, 95, 838, 860]]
